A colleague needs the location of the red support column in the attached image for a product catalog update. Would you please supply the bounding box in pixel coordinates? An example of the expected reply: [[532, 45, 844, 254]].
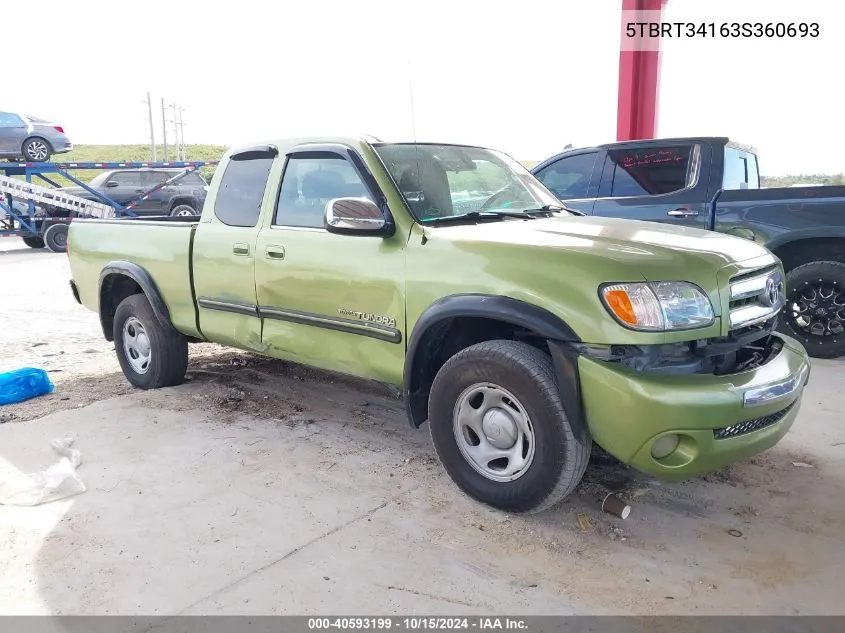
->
[[617, 0, 668, 141]]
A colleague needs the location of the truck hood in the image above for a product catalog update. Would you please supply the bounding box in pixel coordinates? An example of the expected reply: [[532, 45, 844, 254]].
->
[[426, 214, 774, 277]]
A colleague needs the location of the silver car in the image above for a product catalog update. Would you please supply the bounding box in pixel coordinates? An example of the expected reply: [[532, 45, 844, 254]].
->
[[0, 111, 73, 162]]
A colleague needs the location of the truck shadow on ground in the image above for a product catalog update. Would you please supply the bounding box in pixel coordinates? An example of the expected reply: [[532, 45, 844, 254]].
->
[[7, 348, 844, 614]]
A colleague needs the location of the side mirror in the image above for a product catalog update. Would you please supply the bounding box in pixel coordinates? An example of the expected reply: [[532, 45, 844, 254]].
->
[[324, 197, 390, 236], [106, 181, 119, 188]]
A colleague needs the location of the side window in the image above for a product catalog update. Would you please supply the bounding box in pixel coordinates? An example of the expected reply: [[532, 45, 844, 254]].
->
[[111, 172, 143, 187], [142, 171, 171, 187], [723, 147, 760, 190], [274, 154, 373, 228], [534, 153, 598, 199], [213, 156, 274, 228], [605, 146, 693, 197], [183, 172, 207, 186], [0, 112, 24, 128]]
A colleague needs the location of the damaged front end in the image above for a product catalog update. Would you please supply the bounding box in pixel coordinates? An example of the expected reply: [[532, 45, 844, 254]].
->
[[570, 316, 783, 376]]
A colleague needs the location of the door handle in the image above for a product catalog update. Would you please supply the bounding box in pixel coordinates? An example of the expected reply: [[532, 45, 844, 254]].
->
[[667, 208, 699, 218], [233, 243, 250, 256], [265, 245, 285, 260]]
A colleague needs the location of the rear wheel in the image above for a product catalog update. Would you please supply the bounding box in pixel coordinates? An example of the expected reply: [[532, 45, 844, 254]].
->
[[779, 260, 845, 359], [113, 294, 188, 389], [170, 204, 196, 217], [427, 340, 591, 514], [22, 137, 51, 162], [22, 236, 45, 248], [43, 223, 68, 253]]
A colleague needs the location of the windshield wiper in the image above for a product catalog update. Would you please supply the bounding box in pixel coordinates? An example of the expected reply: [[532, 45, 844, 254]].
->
[[520, 204, 585, 217], [424, 211, 540, 226]]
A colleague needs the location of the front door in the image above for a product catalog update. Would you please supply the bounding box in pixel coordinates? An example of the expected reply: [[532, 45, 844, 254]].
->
[[193, 150, 277, 350], [103, 171, 146, 207], [254, 147, 407, 386], [587, 142, 713, 231]]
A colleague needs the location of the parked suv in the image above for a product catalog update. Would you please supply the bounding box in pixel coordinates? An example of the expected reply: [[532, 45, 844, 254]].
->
[[58, 168, 208, 216], [0, 111, 73, 161]]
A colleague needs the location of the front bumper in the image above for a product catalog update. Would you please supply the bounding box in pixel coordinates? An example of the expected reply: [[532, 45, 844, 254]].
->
[[577, 333, 810, 481]]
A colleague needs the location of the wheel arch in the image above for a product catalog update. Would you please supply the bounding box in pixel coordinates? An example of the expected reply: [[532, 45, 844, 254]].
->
[[769, 234, 845, 272], [98, 261, 173, 341], [168, 196, 198, 212], [22, 135, 55, 154], [403, 294, 584, 436]]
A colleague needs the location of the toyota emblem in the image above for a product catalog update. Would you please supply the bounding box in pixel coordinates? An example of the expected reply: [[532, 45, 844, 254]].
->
[[764, 277, 780, 307]]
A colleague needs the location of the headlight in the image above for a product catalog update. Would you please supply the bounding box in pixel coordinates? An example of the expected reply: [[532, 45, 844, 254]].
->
[[600, 281, 714, 331]]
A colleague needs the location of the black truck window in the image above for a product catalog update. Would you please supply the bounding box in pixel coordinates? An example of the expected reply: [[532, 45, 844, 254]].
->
[[213, 156, 274, 227], [534, 152, 599, 199], [605, 146, 693, 197], [723, 147, 760, 190]]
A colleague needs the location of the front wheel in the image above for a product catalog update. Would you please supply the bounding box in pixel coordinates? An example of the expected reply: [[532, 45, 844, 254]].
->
[[428, 340, 591, 514], [779, 260, 845, 359], [113, 294, 188, 389]]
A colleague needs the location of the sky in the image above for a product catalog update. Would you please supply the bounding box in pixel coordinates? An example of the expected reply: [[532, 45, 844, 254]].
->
[[3, 0, 843, 175]]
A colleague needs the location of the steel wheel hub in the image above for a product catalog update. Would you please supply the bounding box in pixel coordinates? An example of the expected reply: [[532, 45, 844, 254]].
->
[[453, 383, 535, 483], [123, 317, 152, 374]]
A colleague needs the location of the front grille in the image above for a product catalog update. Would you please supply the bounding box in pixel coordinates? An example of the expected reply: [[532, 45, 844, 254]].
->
[[713, 401, 796, 440], [728, 266, 785, 332]]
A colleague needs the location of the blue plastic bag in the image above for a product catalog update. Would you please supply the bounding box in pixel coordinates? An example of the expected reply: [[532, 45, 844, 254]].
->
[[0, 368, 55, 406]]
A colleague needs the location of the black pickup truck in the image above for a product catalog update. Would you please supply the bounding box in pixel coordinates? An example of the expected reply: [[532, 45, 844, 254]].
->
[[531, 137, 845, 359]]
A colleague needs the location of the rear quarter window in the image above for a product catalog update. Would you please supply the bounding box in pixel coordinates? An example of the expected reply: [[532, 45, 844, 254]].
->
[[213, 156, 275, 227]]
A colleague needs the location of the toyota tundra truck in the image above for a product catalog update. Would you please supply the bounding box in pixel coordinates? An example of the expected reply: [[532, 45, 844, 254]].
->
[[65, 137, 811, 514]]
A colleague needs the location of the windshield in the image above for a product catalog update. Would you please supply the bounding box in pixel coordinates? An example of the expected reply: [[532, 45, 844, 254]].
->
[[372, 143, 569, 222], [88, 172, 111, 187]]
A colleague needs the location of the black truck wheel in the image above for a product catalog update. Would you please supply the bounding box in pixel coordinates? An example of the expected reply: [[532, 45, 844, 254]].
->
[[113, 294, 188, 389], [427, 340, 591, 514], [22, 236, 45, 248], [779, 260, 845, 359]]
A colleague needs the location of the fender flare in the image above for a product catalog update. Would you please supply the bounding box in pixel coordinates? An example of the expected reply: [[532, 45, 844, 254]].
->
[[403, 294, 585, 437], [98, 261, 173, 340]]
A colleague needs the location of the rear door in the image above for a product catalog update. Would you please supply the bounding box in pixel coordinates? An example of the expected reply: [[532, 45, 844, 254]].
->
[[0, 112, 28, 155], [135, 170, 171, 215], [532, 150, 603, 214], [587, 142, 712, 231], [192, 148, 277, 350]]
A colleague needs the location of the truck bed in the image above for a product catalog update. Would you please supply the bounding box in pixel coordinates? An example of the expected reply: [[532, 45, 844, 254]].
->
[[713, 185, 845, 248], [67, 217, 202, 339]]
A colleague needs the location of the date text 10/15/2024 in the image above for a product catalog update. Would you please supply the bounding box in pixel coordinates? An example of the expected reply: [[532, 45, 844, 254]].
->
[[625, 22, 820, 39], [308, 618, 528, 631]]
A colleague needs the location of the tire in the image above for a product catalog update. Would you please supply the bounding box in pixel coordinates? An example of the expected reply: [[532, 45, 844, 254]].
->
[[113, 294, 188, 389], [778, 260, 845, 359], [22, 236, 45, 248], [22, 137, 52, 162], [43, 223, 69, 253], [428, 340, 591, 514], [170, 204, 196, 217]]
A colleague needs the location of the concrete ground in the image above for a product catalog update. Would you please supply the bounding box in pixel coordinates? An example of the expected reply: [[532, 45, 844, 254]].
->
[[1, 241, 844, 615]]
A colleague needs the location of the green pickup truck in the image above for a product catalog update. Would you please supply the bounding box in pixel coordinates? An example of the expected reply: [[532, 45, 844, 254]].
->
[[67, 137, 811, 514]]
